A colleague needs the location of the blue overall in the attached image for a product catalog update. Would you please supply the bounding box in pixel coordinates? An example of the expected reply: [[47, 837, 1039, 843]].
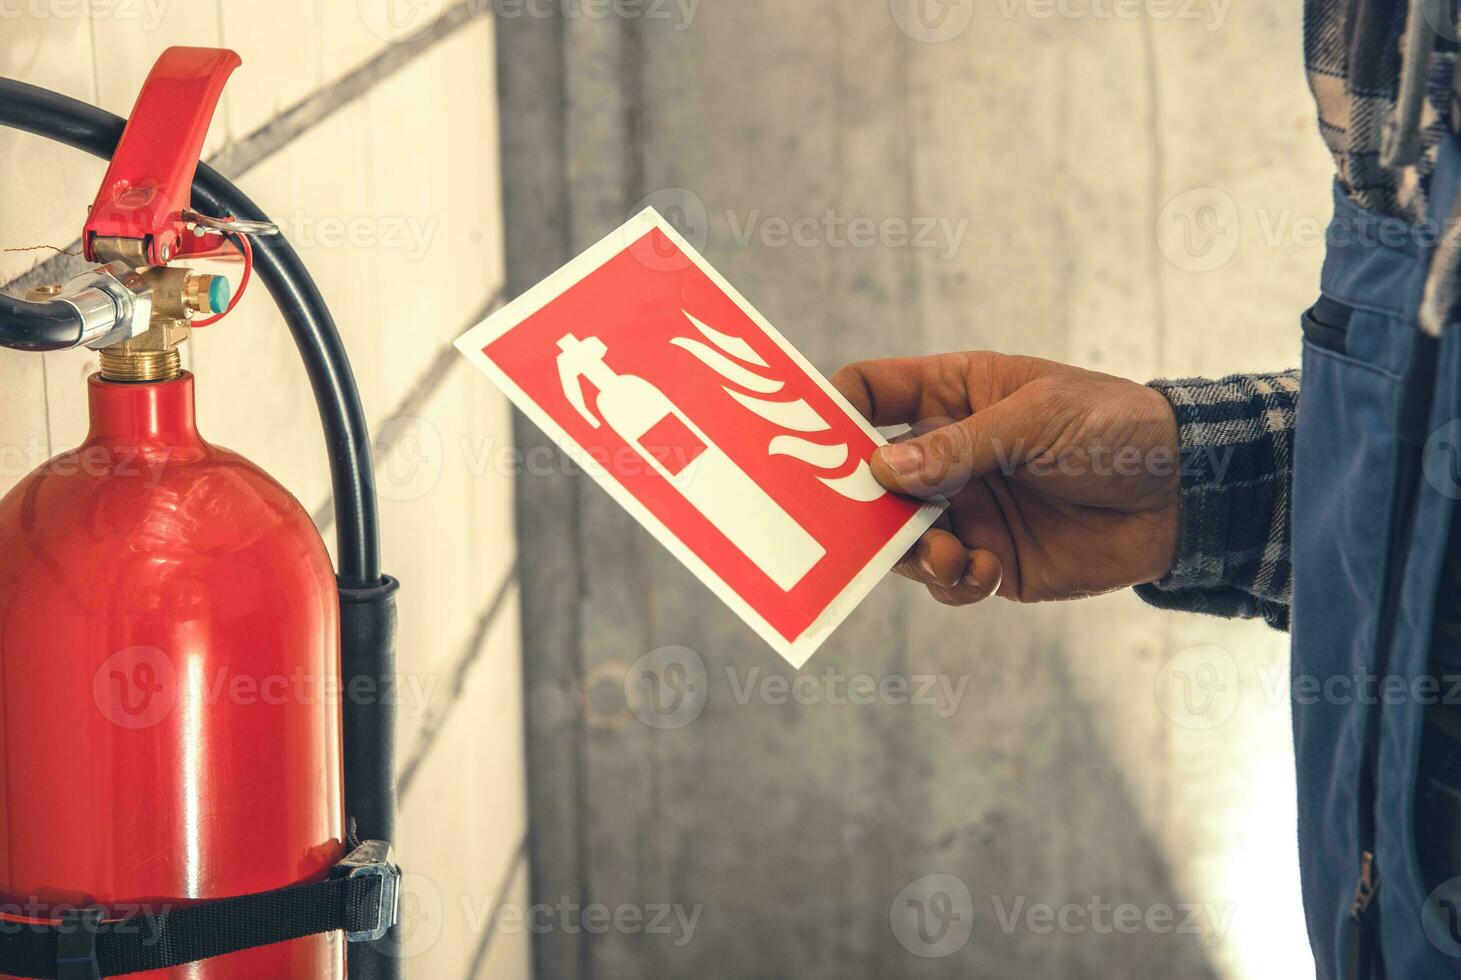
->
[[1292, 131, 1461, 977]]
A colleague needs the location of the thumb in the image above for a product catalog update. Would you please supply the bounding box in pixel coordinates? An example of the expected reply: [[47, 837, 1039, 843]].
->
[[869, 396, 1035, 498]]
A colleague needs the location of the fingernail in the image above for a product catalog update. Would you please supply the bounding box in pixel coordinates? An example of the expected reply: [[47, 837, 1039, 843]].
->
[[881, 442, 923, 476], [917, 541, 936, 580]]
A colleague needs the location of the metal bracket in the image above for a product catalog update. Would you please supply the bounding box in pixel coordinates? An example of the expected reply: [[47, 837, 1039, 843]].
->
[[334, 839, 401, 943]]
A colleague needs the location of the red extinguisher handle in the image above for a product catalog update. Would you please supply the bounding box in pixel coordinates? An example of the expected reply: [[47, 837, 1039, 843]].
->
[[82, 46, 241, 267]]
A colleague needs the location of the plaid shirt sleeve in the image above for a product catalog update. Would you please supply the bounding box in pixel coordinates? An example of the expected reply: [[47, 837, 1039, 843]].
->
[[1132, 370, 1301, 631]]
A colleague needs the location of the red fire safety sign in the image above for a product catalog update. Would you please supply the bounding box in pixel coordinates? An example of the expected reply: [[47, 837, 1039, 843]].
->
[[456, 209, 944, 666]]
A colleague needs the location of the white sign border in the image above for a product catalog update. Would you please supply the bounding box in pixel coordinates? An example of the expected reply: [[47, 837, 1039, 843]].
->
[[455, 207, 945, 668]]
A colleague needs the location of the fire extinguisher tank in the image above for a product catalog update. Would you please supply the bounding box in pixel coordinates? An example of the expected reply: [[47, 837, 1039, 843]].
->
[[0, 373, 344, 977]]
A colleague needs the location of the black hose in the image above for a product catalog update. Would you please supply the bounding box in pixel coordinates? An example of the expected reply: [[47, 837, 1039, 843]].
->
[[0, 292, 84, 351], [0, 77, 381, 589], [339, 576, 401, 980]]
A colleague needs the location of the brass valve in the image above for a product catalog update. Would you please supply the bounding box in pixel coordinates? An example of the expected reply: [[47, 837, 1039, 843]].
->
[[28, 265, 229, 383], [142, 266, 229, 321], [97, 316, 191, 384]]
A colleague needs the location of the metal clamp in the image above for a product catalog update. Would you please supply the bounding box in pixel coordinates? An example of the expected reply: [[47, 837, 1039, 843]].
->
[[334, 839, 401, 943]]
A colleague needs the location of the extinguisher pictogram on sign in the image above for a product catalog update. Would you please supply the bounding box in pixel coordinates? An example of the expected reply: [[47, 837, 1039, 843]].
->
[[557, 332, 827, 591]]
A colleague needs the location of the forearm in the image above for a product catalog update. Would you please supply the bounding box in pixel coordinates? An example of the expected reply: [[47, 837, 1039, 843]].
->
[[1134, 370, 1300, 630]]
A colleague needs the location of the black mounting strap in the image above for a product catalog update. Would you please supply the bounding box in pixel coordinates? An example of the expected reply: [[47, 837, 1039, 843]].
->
[[0, 840, 399, 980]]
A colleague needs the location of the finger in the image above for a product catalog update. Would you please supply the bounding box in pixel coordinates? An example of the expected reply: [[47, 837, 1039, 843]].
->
[[962, 549, 1003, 600], [891, 528, 967, 588], [831, 358, 950, 426], [870, 388, 1041, 498], [943, 485, 1019, 598], [888, 511, 958, 563], [925, 549, 1003, 607], [891, 511, 953, 569], [892, 529, 966, 588]]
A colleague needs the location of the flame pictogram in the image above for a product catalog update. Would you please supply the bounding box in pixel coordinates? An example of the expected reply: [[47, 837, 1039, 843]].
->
[[672, 312, 886, 502]]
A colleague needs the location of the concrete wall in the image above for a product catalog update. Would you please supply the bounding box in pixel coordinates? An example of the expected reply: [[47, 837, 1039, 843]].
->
[[499, 1, 1328, 978], [0, 4, 527, 977]]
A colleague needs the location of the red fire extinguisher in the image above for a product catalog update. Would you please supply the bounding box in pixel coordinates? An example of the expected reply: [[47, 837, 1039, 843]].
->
[[0, 49, 400, 979]]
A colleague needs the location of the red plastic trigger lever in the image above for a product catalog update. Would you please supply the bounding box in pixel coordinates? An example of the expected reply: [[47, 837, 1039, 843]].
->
[[82, 46, 241, 267]]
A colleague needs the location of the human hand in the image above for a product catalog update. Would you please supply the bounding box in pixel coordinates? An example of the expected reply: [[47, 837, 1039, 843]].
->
[[831, 352, 1180, 606]]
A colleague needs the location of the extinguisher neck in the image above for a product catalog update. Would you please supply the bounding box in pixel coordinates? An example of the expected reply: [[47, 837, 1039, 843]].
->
[[85, 371, 202, 450]]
